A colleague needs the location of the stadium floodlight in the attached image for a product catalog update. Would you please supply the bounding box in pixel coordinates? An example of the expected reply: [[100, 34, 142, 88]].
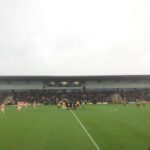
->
[[73, 81, 80, 85], [61, 81, 69, 87], [50, 81, 55, 85], [61, 81, 67, 85], [48, 81, 55, 86]]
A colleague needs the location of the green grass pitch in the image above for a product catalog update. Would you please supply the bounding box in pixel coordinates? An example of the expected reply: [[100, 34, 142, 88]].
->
[[0, 104, 150, 150]]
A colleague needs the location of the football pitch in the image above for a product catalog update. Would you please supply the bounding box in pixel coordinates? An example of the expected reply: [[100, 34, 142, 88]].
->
[[0, 104, 150, 150]]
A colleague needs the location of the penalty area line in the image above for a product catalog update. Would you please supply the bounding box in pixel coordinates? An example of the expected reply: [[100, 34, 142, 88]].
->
[[70, 110, 101, 150]]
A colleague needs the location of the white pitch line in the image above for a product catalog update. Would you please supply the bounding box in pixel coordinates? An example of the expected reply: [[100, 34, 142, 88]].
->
[[70, 110, 101, 150]]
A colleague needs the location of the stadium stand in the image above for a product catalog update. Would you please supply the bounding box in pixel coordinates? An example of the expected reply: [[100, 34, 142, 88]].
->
[[0, 75, 150, 104]]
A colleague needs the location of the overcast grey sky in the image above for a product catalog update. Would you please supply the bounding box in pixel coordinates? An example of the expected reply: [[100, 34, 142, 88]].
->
[[0, 0, 150, 75]]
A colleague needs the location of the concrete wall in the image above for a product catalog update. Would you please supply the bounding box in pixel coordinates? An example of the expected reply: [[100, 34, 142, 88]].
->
[[45, 86, 83, 90], [0, 81, 83, 90], [1, 80, 150, 90], [0, 81, 43, 90], [85, 80, 150, 89]]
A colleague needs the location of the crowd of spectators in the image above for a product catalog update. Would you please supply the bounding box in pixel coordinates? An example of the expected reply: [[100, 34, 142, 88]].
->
[[0, 92, 11, 103], [0, 89, 150, 104], [1, 89, 150, 104]]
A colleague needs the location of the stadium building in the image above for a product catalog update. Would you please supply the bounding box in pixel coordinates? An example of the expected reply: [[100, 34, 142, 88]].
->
[[0, 75, 150, 92], [1, 75, 150, 105]]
